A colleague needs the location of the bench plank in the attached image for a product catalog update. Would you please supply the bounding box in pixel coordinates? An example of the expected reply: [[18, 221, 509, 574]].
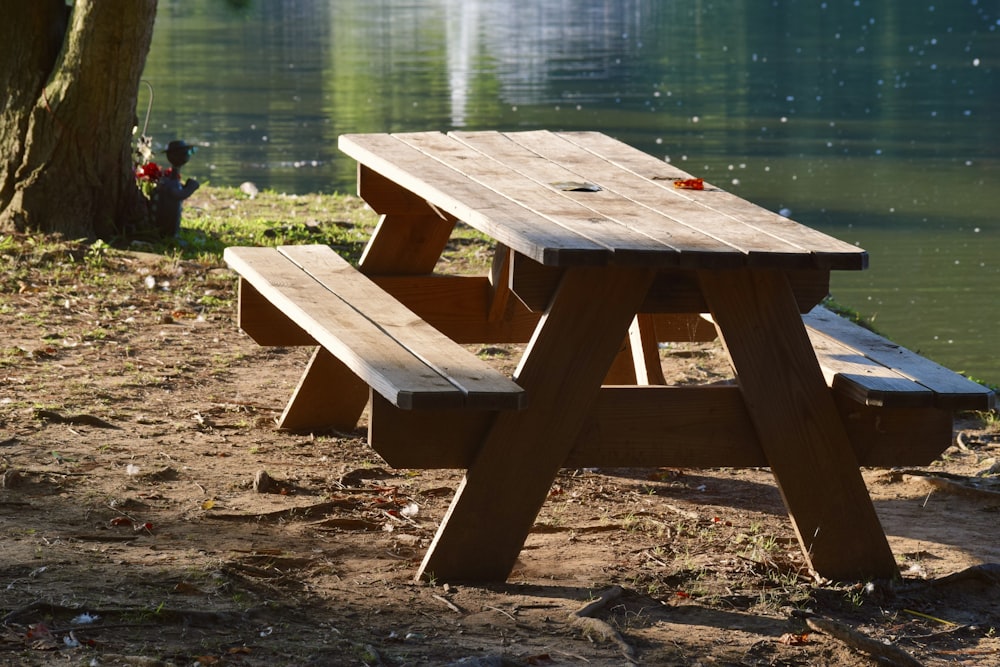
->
[[224, 245, 525, 411], [806, 327, 934, 408], [805, 306, 995, 411], [278, 244, 525, 409]]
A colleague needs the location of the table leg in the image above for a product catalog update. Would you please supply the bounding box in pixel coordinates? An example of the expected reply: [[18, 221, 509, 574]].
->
[[699, 269, 899, 580], [417, 265, 656, 582]]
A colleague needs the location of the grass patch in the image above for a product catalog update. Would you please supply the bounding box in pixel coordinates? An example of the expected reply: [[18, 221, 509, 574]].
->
[[171, 187, 379, 263]]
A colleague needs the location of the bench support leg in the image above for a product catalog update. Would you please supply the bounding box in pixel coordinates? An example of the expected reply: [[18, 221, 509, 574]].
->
[[603, 337, 638, 384], [359, 212, 455, 275], [604, 315, 667, 386], [700, 269, 899, 581], [417, 266, 656, 582], [629, 314, 667, 385], [277, 347, 369, 433], [356, 163, 457, 275]]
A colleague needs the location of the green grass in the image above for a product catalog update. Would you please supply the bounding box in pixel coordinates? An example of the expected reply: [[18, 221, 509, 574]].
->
[[170, 187, 379, 263]]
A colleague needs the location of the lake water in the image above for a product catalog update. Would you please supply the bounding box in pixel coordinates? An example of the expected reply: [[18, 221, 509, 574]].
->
[[144, 0, 1000, 383]]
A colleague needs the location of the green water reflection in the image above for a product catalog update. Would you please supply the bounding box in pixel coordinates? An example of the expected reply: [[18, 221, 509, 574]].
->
[[144, 0, 999, 381]]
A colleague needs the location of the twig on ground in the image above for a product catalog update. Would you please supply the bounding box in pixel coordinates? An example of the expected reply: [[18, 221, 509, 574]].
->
[[484, 606, 517, 623], [800, 614, 924, 667], [568, 585, 637, 664], [900, 470, 1000, 501], [432, 594, 461, 613], [2, 600, 50, 624]]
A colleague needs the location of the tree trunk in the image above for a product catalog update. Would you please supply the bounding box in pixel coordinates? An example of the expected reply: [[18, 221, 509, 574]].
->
[[0, 0, 157, 239]]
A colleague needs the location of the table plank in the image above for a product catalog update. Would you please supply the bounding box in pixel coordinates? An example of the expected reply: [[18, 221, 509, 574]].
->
[[393, 131, 679, 266], [449, 130, 744, 269], [476, 130, 810, 268], [339, 133, 608, 266], [559, 131, 868, 270]]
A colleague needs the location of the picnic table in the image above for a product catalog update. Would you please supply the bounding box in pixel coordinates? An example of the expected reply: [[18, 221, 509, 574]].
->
[[226, 130, 994, 583]]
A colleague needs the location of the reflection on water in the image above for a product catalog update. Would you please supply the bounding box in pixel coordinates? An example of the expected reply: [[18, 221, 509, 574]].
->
[[144, 0, 999, 381]]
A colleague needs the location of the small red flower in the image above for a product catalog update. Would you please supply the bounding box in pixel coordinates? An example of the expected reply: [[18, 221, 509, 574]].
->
[[135, 161, 163, 182]]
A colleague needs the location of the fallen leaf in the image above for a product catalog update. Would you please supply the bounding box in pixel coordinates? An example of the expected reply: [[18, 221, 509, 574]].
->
[[673, 177, 705, 190]]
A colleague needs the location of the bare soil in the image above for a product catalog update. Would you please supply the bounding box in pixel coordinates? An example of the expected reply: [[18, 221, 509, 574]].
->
[[2, 191, 1000, 666]]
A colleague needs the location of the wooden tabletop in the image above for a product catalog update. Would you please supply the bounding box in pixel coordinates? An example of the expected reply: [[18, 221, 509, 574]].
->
[[338, 130, 867, 271]]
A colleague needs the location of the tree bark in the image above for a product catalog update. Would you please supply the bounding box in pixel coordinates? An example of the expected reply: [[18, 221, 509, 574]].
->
[[0, 0, 158, 238]]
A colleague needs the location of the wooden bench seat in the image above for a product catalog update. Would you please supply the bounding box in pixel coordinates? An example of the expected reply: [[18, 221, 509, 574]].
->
[[223, 245, 526, 423], [653, 305, 994, 412], [804, 305, 995, 411]]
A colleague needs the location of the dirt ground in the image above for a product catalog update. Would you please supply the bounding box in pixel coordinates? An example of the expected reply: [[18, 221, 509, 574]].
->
[[2, 198, 1000, 666]]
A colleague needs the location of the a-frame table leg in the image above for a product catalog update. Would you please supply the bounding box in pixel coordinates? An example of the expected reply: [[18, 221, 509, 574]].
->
[[417, 265, 656, 582], [699, 268, 899, 580]]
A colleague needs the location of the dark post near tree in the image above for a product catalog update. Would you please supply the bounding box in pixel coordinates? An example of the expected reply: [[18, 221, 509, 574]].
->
[[0, 0, 158, 239]]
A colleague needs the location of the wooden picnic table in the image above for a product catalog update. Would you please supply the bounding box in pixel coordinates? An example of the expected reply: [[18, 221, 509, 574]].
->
[[329, 130, 902, 583]]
